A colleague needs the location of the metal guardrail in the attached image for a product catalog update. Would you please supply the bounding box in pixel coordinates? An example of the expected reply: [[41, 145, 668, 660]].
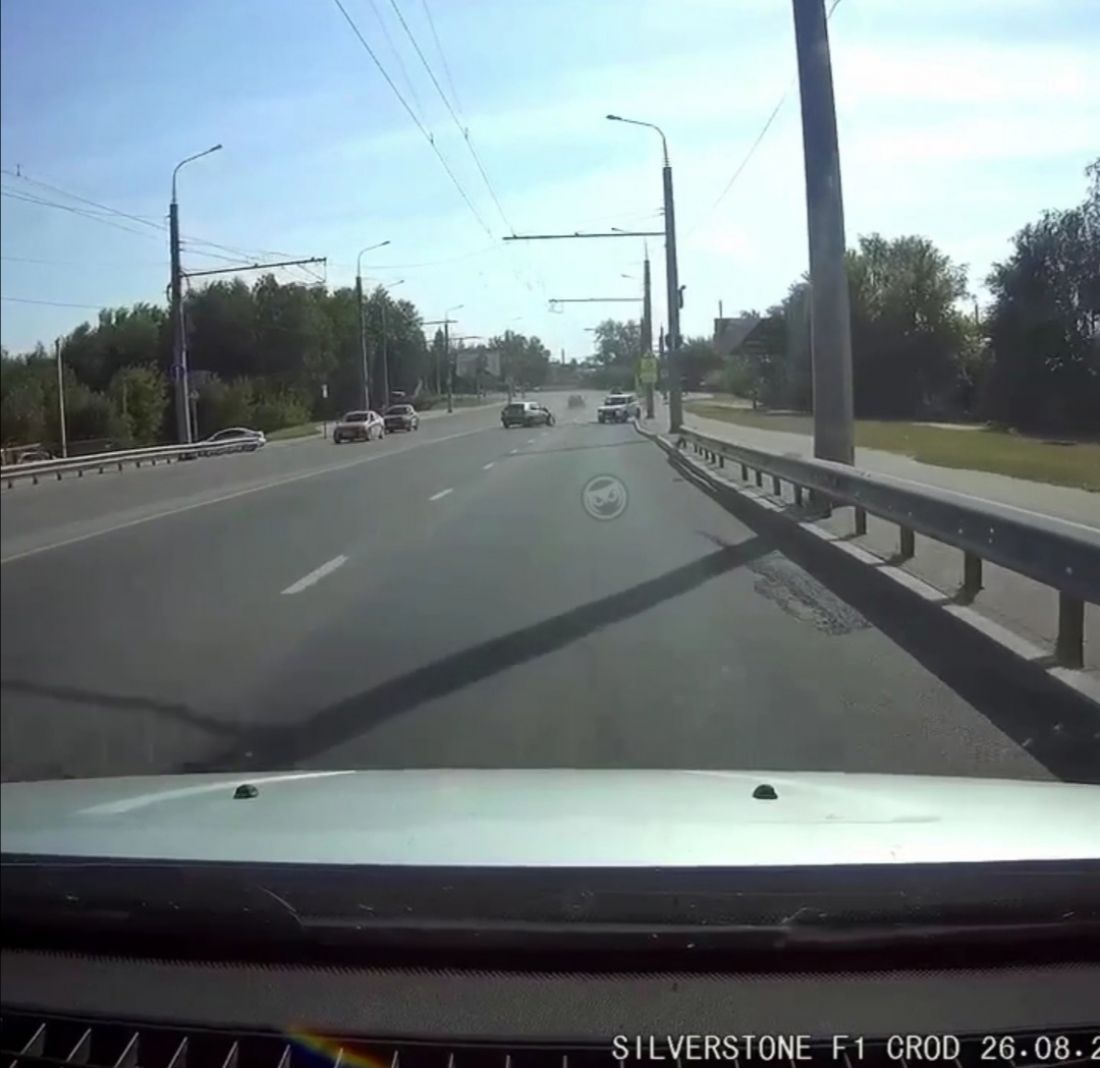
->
[[664, 426, 1099, 670], [1, 439, 260, 488]]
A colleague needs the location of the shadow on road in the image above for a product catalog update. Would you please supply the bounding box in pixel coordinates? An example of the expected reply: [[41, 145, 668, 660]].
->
[[501, 439, 651, 459], [178, 536, 769, 773], [0, 678, 242, 739], [664, 450, 1100, 784]]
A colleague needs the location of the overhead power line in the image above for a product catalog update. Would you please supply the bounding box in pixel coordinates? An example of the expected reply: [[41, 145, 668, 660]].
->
[[1, 295, 113, 309], [1, 187, 166, 242], [1, 253, 168, 269], [328, 0, 494, 238], [691, 0, 845, 234], [421, 0, 465, 119], [365, 0, 427, 124], [2, 169, 306, 271], [1, 168, 164, 232], [386, 0, 514, 233]]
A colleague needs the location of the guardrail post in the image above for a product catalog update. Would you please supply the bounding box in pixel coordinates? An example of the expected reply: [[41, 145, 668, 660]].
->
[[962, 552, 983, 602], [794, 484, 804, 507], [754, 469, 763, 487], [854, 507, 867, 536], [899, 526, 915, 560], [1056, 594, 1084, 669], [771, 475, 782, 496], [718, 455, 725, 468], [740, 462, 748, 481]]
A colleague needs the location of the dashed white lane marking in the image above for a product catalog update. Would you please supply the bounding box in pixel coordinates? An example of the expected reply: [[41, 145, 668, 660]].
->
[[281, 555, 348, 595], [429, 488, 454, 501], [510, 448, 519, 455], [526, 438, 536, 445], [482, 462, 495, 470], [1, 425, 497, 565]]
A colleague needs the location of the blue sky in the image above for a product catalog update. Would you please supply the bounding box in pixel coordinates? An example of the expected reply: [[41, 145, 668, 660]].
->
[[2, 0, 1097, 358]]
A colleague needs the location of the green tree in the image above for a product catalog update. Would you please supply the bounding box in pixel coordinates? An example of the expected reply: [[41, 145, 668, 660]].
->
[[491, 330, 551, 388], [592, 319, 641, 366], [108, 366, 169, 446], [678, 336, 721, 390], [981, 159, 1100, 433], [61, 304, 169, 392], [186, 278, 257, 379], [1, 347, 52, 445], [846, 233, 972, 417]]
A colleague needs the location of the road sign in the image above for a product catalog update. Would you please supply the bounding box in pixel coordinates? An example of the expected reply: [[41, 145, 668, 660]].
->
[[639, 354, 658, 386]]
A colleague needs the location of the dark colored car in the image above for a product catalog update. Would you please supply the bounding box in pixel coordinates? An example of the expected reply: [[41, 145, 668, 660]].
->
[[383, 404, 420, 433], [502, 401, 554, 428]]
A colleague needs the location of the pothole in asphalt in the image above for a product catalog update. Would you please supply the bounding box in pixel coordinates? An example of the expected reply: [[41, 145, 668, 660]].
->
[[749, 555, 870, 636]]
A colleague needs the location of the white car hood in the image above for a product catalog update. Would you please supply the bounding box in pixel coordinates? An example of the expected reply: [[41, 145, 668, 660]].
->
[[2, 769, 1097, 867]]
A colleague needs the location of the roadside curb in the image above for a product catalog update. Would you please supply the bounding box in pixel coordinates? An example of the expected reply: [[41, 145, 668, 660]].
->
[[634, 419, 1100, 713]]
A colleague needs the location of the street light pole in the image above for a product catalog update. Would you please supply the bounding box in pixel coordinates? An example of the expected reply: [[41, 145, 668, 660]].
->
[[379, 279, 404, 410], [641, 252, 655, 419], [170, 143, 221, 444], [607, 115, 682, 431], [444, 304, 463, 413], [356, 241, 392, 412], [54, 338, 68, 458]]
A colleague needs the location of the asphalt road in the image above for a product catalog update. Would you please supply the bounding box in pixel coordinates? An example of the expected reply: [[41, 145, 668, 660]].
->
[[2, 391, 1092, 783]]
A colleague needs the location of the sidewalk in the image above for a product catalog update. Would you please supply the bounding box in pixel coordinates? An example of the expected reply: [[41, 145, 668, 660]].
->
[[684, 404, 1099, 528], [647, 398, 1099, 676]]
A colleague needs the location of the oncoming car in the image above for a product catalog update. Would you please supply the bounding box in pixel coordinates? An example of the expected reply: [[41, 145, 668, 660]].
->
[[501, 401, 554, 429], [333, 410, 384, 443], [597, 393, 641, 424]]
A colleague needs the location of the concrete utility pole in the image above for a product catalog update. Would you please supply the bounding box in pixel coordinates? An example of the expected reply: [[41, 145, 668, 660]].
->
[[423, 315, 461, 403], [792, 0, 854, 464], [445, 304, 463, 413], [355, 241, 391, 412], [54, 338, 67, 458], [356, 272, 369, 411], [375, 279, 404, 413], [170, 144, 221, 444], [606, 115, 683, 431], [641, 252, 654, 419]]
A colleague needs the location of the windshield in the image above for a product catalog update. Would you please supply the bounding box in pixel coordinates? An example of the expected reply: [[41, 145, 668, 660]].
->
[[1, 0, 1097, 940]]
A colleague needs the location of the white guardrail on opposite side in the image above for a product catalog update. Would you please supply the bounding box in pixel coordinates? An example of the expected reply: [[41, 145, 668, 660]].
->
[[1, 439, 260, 488]]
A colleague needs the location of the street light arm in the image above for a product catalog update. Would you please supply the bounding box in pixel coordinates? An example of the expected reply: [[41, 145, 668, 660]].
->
[[172, 144, 222, 202], [606, 114, 669, 166], [357, 240, 392, 276]]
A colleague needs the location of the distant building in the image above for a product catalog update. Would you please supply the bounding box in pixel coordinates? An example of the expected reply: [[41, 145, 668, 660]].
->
[[713, 316, 761, 358]]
